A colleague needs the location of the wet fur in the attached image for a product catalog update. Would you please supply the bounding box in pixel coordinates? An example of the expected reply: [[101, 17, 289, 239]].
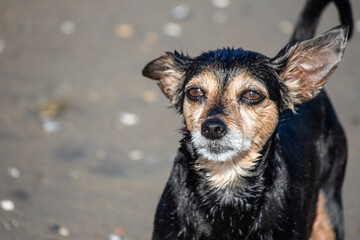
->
[[142, 0, 352, 239]]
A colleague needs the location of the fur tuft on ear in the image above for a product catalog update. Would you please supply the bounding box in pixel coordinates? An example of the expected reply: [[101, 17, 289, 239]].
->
[[142, 52, 188, 109], [272, 26, 348, 110]]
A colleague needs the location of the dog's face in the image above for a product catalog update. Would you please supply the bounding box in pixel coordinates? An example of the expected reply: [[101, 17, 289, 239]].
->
[[182, 59, 281, 162], [143, 27, 347, 164]]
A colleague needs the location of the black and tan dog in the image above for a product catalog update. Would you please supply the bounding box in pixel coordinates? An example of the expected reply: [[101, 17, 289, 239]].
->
[[142, 0, 353, 239]]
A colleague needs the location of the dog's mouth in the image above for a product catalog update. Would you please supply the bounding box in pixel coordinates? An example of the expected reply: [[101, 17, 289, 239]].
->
[[198, 141, 234, 154], [191, 130, 252, 162]]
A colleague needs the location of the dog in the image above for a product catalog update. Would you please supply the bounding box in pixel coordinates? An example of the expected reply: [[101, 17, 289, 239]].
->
[[142, 0, 353, 239]]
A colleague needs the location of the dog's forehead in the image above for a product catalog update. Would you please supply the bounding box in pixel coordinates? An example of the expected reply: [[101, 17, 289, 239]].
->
[[186, 68, 266, 92], [183, 48, 273, 89]]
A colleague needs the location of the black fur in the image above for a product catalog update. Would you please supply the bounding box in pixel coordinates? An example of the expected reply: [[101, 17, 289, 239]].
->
[[154, 96, 347, 240], [290, 0, 353, 42], [143, 0, 352, 239], [151, 51, 347, 240]]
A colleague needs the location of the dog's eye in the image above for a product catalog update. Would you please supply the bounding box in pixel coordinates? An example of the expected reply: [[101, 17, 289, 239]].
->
[[241, 90, 264, 103], [186, 87, 204, 100]]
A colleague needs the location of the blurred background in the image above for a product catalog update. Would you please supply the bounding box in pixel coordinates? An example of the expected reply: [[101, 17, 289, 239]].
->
[[0, 0, 359, 239]]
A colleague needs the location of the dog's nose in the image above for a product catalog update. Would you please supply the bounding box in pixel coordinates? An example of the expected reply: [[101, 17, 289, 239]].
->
[[201, 119, 227, 140]]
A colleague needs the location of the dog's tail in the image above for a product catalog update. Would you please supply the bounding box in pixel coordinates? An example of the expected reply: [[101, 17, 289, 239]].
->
[[290, 0, 353, 42]]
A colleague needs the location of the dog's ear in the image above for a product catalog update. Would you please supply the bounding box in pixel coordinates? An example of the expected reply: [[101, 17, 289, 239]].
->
[[142, 52, 186, 108], [272, 26, 348, 109]]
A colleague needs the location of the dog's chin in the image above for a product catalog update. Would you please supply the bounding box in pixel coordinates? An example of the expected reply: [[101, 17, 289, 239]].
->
[[191, 131, 252, 162], [197, 148, 240, 162]]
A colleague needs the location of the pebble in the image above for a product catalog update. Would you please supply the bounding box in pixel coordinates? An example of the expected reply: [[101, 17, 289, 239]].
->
[[141, 90, 158, 103], [59, 227, 70, 237], [116, 112, 139, 128], [8, 167, 20, 178], [3, 220, 19, 230], [171, 4, 191, 20], [128, 150, 144, 161], [0, 39, 5, 54], [114, 24, 134, 38], [163, 22, 183, 37], [212, 10, 228, 24], [212, 0, 231, 8], [11, 189, 29, 202], [51, 224, 70, 237], [108, 234, 122, 240], [144, 32, 159, 46], [39, 100, 67, 120], [113, 228, 125, 235], [279, 20, 294, 35], [43, 120, 62, 133], [1, 200, 15, 211], [60, 21, 76, 35]]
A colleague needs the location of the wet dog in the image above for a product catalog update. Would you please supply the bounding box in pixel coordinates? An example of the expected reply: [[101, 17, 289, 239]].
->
[[142, 0, 353, 239]]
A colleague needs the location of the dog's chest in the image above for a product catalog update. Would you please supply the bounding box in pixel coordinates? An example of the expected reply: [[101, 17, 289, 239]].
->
[[178, 184, 264, 239]]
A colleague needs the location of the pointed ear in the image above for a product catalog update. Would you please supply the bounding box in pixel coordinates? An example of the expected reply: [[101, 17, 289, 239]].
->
[[142, 52, 185, 108], [272, 26, 348, 108]]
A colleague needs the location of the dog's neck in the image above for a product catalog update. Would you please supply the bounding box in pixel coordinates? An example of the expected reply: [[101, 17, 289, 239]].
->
[[195, 151, 262, 189], [178, 131, 280, 238]]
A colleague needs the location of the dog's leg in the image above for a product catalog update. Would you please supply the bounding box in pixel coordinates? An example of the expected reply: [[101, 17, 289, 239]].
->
[[310, 124, 347, 240], [309, 192, 336, 240]]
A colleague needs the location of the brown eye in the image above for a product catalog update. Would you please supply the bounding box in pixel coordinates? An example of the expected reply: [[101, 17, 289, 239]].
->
[[186, 87, 204, 100], [241, 90, 264, 103]]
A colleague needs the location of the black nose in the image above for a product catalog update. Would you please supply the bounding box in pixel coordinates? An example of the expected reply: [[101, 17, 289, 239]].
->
[[201, 119, 227, 140]]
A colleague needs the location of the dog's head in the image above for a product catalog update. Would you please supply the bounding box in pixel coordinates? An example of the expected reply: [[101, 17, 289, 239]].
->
[[143, 26, 348, 163]]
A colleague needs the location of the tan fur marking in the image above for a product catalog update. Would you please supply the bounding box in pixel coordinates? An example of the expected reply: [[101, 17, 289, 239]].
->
[[224, 74, 278, 152], [183, 97, 204, 132], [191, 72, 279, 189], [183, 71, 219, 131], [196, 151, 261, 189], [201, 100, 278, 189], [309, 192, 336, 240], [226, 73, 269, 100]]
